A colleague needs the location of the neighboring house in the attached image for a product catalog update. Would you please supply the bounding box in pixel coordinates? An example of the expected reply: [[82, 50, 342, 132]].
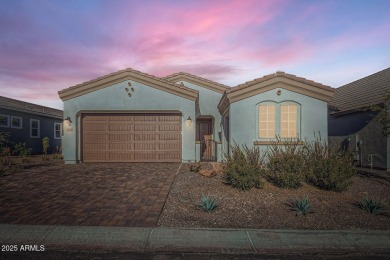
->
[[329, 67, 390, 171], [58, 68, 334, 164], [0, 96, 63, 154]]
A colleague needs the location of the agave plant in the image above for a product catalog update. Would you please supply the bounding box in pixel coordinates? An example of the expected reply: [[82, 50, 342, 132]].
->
[[198, 193, 218, 213], [358, 194, 386, 215], [288, 196, 313, 216]]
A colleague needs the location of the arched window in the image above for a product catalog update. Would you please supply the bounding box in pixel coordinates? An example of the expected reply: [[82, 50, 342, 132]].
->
[[280, 102, 298, 138], [258, 102, 276, 138], [257, 101, 300, 139]]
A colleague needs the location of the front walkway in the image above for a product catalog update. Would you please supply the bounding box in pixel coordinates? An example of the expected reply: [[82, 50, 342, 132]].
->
[[0, 163, 180, 227]]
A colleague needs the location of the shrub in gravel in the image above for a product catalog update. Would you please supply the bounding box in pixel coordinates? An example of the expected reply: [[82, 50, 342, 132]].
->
[[287, 196, 314, 216], [266, 138, 305, 189], [358, 194, 387, 215], [198, 194, 218, 213], [305, 138, 355, 192], [223, 143, 265, 191], [188, 161, 201, 173]]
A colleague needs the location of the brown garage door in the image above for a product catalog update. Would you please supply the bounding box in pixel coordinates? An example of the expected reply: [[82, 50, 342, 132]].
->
[[82, 113, 182, 162]]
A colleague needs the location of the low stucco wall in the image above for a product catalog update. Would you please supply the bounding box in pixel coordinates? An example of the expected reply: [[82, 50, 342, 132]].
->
[[62, 80, 196, 163]]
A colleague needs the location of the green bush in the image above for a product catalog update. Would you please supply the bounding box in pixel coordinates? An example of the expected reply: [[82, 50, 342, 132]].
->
[[198, 194, 218, 213], [358, 194, 387, 215], [305, 138, 355, 192], [189, 161, 201, 173], [288, 196, 314, 216], [223, 143, 265, 191], [42, 137, 50, 156], [13, 143, 32, 157], [266, 138, 305, 189]]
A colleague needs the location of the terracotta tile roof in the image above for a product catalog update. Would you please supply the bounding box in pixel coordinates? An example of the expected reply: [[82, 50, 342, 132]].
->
[[0, 96, 63, 119], [58, 68, 198, 96], [329, 67, 390, 113], [164, 72, 230, 89], [228, 71, 333, 93]]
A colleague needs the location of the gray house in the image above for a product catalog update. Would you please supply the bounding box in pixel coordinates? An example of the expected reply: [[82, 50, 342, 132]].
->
[[329, 67, 390, 171], [0, 96, 63, 154], [59, 68, 334, 164]]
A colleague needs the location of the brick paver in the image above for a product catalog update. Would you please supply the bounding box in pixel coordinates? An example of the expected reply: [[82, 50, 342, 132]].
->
[[0, 162, 180, 227]]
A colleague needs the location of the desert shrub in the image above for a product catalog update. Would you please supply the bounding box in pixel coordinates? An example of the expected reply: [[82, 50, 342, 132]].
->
[[223, 143, 265, 191], [266, 138, 305, 189], [13, 143, 32, 157], [52, 153, 63, 160], [305, 138, 355, 192], [198, 194, 218, 213], [1, 147, 11, 157], [189, 161, 201, 173], [287, 196, 314, 216], [358, 194, 387, 215], [0, 156, 12, 166], [42, 137, 50, 156]]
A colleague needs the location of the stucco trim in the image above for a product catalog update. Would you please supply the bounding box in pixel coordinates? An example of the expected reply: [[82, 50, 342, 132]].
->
[[59, 69, 199, 101], [253, 140, 305, 145], [218, 93, 230, 115], [164, 73, 229, 94], [229, 77, 334, 103], [76, 110, 183, 115]]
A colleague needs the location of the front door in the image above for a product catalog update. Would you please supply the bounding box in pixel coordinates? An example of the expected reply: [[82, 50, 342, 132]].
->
[[196, 118, 216, 161]]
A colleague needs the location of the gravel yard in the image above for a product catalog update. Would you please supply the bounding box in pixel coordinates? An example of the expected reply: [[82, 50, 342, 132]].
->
[[158, 163, 390, 230]]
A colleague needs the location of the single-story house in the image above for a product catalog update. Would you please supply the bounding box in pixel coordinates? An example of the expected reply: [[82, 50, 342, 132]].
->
[[58, 68, 335, 164], [0, 96, 63, 154], [329, 67, 390, 171]]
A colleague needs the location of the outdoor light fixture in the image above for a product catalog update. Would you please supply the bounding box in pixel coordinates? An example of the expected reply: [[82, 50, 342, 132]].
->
[[186, 116, 192, 126], [64, 116, 72, 125]]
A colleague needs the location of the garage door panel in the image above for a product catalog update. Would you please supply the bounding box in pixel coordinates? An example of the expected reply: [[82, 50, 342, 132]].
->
[[83, 134, 108, 141], [83, 152, 107, 162], [159, 142, 181, 151], [159, 124, 181, 131], [109, 124, 133, 131], [134, 115, 157, 121], [160, 133, 181, 140], [159, 115, 181, 121], [109, 143, 133, 151], [134, 133, 157, 141], [83, 123, 107, 132], [109, 115, 133, 121], [82, 113, 181, 162], [134, 143, 156, 150], [84, 143, 107, 150], [157, 152, 181, 160], [109, 152, 134, 161], [109, 134, 133, 141], [134, 125, 156, 131]]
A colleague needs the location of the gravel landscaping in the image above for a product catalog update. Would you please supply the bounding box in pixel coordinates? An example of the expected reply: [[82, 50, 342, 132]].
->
[[158, 163, 390, 230]]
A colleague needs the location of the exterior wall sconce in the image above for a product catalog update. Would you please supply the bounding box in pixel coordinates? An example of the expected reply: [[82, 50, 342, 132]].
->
[[64, 116, 72, 125], [186, 116, 192, 126]]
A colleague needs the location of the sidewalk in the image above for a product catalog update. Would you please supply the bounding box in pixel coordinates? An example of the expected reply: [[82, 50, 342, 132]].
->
[[1, 224, 389, 256]]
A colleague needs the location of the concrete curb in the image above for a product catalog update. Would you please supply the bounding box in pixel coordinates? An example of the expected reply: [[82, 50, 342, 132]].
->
[[1, 224, 389, 255]]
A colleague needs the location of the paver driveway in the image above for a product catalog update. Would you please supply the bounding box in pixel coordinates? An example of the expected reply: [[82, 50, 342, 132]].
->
[[0, 162, 180, 227]]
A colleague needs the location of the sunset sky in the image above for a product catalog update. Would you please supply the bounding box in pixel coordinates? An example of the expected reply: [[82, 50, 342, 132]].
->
[[0, 0, 389, 109]]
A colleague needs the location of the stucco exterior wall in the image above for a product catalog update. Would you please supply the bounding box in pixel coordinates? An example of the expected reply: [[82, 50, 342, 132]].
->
[[178, 81, 223, 142], [228, 87, 328, 152], [62, 80, 196, 163]]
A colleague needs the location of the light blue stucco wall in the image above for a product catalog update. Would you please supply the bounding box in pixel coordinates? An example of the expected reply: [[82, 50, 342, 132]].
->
[[178, 81, 224, 142], [62, 80, 196, 163], [228, 87, 328, 152]]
